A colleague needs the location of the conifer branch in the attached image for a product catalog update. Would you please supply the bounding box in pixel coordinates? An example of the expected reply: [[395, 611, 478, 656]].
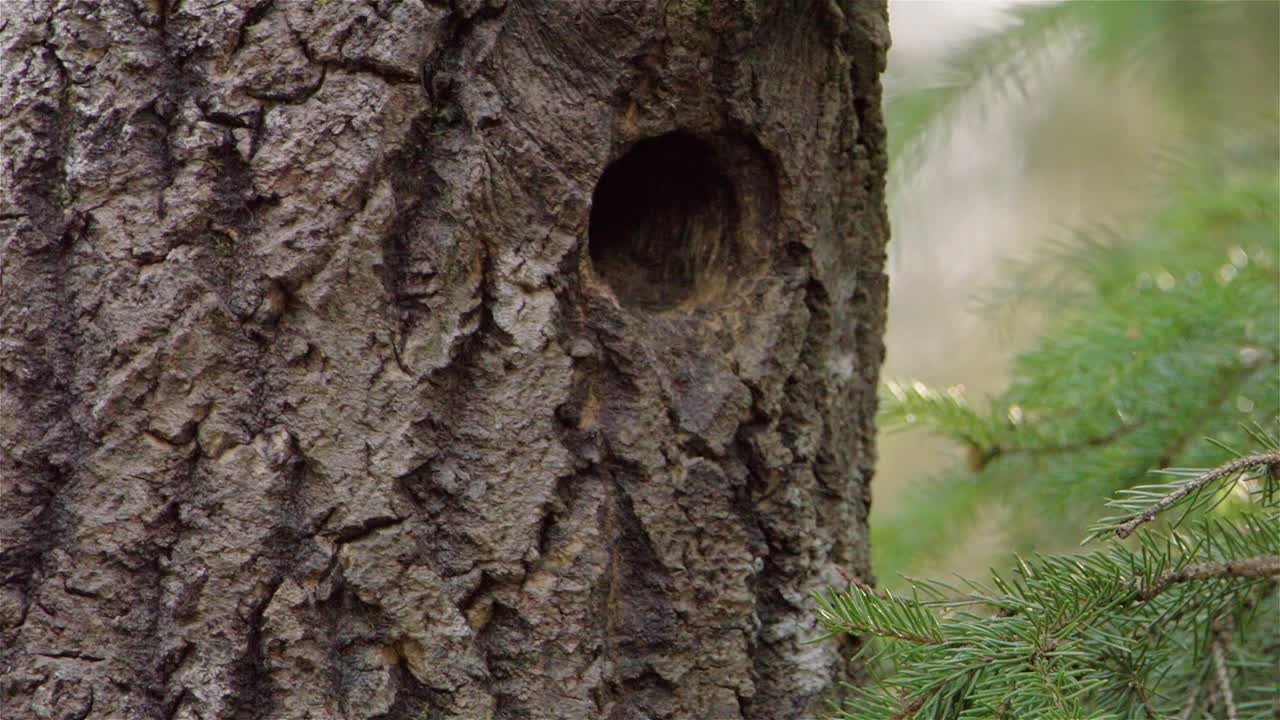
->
[[1136, 555, 1280, 602], [890, 697, 923, 720], [851, 5, 1280, 715], [1211, 636, 1237, 720], [1114, 452, 1280, 539], [1151, 359, 1275, 468], [1175, 683, 1199, 720]]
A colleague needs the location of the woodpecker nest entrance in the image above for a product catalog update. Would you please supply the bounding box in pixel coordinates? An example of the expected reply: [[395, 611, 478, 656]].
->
[[588, 133, 738, 311]]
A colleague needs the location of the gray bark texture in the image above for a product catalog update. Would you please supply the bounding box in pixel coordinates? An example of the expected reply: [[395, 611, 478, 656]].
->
[[0, 0, 889, 718]]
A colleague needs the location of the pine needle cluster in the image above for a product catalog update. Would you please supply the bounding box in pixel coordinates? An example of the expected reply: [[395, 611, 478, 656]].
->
[[818, 448, 1280, 719], [872, 0, 1279, 579], [875, 164, 1278, 576], [837, 3, 1280, 717]]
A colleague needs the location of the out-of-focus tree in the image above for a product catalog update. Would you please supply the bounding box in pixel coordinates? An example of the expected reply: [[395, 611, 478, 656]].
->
[[821, 3, 1279, 718], [875, 0, 1279, 579]]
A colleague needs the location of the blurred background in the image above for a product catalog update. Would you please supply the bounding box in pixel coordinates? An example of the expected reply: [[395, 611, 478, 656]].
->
[[874, 1, 1280, 584]]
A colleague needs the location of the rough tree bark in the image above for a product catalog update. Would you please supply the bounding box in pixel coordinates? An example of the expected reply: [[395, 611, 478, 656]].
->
[[0, 1, 889, 718]]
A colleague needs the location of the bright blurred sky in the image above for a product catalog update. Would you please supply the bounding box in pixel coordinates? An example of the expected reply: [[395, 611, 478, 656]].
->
[[887, 0, 1017, 68]]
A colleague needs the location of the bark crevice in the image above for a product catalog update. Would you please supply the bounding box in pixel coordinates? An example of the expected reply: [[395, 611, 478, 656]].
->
[[1, 1, 888, 717]]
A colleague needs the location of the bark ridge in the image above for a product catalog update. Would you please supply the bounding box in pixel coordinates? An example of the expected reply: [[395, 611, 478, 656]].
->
[[0, 1, 890, 718]]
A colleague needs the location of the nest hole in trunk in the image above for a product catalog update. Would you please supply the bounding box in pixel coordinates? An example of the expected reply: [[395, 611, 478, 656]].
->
[[588, 132, 738, 311]]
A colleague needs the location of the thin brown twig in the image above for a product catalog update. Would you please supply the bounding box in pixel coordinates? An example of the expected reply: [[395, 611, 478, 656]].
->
[[837, 566, 890, 599], [1175, 679, 1199, 720], [890, 697, 923, 720], [974, 354, 1274, 469], [1212, 635, 1237, 720], [1114, 452, 1280, 539], [1137, 555, 1280, 602], [914, 556, 1278, 620], [1132, 677, 1161, 719]]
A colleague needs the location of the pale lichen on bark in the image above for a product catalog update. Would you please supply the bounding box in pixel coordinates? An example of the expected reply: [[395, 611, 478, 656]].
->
[[0, 1, 889, 718]]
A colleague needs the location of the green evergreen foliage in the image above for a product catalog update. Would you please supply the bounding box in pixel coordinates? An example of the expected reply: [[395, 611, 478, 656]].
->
[[873, 0, 1279, 579], [875, 164, 1279, 574], [830, 2, 1280, 717], [818, 449, 1279, 719], [888, 2, 1279, 181]]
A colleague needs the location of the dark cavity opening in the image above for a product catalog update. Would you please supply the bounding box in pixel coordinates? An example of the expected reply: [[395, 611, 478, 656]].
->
[[588, 133, 735, 310]]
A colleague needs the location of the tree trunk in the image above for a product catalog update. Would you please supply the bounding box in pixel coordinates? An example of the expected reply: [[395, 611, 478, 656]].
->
[[0, 1, 889, 718]]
